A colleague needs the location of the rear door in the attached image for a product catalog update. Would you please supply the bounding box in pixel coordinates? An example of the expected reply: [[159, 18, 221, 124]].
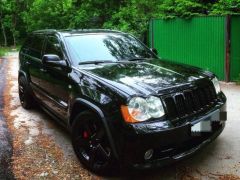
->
[[24, 34, 46, 99]]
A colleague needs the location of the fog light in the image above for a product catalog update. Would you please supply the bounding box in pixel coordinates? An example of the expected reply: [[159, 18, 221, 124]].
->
[[144, 149, 153, 160]]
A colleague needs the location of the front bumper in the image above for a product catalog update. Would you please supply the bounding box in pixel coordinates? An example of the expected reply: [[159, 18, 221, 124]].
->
[[129, 122, 224, 169], [118, 100, 226, 169]]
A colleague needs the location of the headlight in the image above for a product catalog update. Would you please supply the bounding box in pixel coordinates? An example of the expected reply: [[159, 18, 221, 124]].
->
[[146, 96, 165, 118], [121, 96, 165, 123], [128, 97, 150, 121], [211, 77, 221, 94]]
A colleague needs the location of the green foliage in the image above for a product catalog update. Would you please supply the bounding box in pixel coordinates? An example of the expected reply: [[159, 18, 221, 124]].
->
[[0, 0, 240, 46], [69, 0, 121, 29], [22, 0, 72, 31], [103, 0, 160, 39], [157, 0, 209, 19], [210, 0, 240, 15]]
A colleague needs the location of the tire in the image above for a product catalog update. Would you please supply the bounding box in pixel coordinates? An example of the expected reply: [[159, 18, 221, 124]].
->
[[71, 111, 115, 174], [18, 75, 35, 109]]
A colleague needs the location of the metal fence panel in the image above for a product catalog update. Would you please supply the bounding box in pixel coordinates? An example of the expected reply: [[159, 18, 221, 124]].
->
[[230, 16, 240, 81], [149, 17, 226, 80]]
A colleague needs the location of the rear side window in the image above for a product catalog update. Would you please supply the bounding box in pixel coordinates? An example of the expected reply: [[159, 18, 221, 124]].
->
[[21, 35, 34, 54], [44, 36, 63, 59], [27, 34, 45, 59], [22, 36, 33, 50]]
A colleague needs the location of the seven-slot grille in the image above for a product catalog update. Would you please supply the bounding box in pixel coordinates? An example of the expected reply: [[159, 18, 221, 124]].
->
[[162, 83, 217, 121]]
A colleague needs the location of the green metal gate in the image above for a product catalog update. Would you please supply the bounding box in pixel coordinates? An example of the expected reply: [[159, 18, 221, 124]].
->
[[149, 16, 240, 81], [230, 16, 240, 81]]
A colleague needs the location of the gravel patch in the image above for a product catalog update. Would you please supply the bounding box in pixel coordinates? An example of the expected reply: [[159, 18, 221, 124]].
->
[[0, 58, 14, 179]]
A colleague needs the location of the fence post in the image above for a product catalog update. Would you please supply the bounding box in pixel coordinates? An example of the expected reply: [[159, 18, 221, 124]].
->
[[225, 15, 231, 82], [151, 19, 154, 48]]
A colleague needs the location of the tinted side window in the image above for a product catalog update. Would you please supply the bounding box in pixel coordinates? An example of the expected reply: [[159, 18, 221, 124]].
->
[[22, 36, 33, 49], [21, 36, 33, 54], [28, 35, 45, 59], [44, 36, 63, 59]]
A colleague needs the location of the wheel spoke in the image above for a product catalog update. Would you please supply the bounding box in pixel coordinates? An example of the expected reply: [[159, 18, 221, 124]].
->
[[96, 143, 110, 161], [88, 147, 97, 166], [19, 85, 24, 93], [90, 127, 104, 141], [19, 92, 24, 99], [19, 92, 24, 101]]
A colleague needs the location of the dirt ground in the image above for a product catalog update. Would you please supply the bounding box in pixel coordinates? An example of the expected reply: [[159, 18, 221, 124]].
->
[[2, 52, 240, 180]]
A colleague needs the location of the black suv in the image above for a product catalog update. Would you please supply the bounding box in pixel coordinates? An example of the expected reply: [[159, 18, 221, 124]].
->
[[19, 29, 226, 173]]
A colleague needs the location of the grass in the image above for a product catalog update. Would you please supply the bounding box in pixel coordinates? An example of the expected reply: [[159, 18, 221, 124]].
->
[[0, 46, 20, 57], [0, 47, 9, 57]]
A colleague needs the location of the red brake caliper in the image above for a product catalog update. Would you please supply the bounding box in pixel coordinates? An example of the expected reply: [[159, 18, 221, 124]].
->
[[83, 131, 89, 139]]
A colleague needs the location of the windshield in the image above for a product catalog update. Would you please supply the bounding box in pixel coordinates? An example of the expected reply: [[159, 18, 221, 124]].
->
[[65, 33, 157, 64]]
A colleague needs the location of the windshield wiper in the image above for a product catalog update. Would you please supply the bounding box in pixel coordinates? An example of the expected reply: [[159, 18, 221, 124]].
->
[[125, 58, 150, 61], [78, 58, 151, 65], [78, 60, 115, 65]]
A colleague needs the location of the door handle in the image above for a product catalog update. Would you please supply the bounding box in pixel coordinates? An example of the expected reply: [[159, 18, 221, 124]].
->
[[40, 68, 47, 72], [25, 61, 31, 65]]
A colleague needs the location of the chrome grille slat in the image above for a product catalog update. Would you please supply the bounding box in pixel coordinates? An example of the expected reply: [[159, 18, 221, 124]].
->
[[162, 83, 217, 122]]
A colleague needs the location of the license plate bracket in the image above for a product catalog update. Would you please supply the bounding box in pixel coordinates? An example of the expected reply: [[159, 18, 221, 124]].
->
[[191, 110, 220, 134]]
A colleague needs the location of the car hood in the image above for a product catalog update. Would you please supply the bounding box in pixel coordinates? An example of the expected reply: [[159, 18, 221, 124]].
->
[[78, 59, 209, 96]]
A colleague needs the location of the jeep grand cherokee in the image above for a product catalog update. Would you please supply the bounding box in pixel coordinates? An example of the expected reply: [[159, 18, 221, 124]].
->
[[18, 29, 226, 173]]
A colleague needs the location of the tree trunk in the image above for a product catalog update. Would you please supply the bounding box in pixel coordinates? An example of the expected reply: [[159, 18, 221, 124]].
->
[[12, 32, 16, 47], [12, 0, 19, 47], [0, 20, 7, 47]]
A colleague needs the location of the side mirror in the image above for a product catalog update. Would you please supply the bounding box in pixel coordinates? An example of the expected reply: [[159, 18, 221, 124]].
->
[[150, 48, 158, 55], [42, 54, 67, 68]]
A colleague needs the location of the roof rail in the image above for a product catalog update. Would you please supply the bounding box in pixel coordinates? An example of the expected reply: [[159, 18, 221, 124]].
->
[[73, 29, 122, 32], [32, 28, 125, 34], [33, 29, 57, 33]]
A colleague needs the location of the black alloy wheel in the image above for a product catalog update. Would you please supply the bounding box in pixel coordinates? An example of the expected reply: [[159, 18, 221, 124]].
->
[[72, 111, 114, 174], [18, 76, 35, 109]]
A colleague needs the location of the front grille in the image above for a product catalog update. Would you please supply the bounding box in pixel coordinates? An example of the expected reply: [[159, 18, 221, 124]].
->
[[162, 83, 217, 122]]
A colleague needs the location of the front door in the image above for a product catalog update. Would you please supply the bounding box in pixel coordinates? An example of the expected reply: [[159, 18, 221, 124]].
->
[[39, 35, 70, 122]]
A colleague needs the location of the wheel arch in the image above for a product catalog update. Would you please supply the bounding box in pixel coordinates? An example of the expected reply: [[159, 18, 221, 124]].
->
[[69, 98, 119, 159], [18, 70, 29, 81]]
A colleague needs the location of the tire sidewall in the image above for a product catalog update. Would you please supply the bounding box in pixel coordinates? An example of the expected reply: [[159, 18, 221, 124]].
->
[[18, 75, 34, 109]]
